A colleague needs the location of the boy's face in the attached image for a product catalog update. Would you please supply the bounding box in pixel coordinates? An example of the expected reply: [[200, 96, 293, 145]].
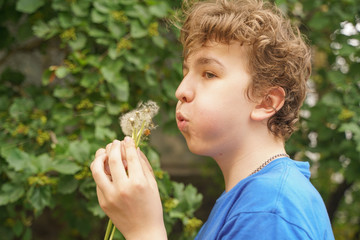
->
[[175, 42, 256, 158]]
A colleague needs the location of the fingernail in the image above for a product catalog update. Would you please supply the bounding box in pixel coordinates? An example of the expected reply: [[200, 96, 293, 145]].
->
[[113, 139, 120, 145]]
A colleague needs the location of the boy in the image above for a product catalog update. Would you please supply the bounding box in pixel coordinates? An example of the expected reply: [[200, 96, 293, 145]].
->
[[90, 0, 335, 239]]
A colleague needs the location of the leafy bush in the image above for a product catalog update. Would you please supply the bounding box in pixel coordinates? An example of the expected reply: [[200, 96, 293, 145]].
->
[[0, 0, 203, 239]]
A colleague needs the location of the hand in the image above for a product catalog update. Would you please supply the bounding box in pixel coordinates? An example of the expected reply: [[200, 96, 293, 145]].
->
[[90, 137, 167, 240]]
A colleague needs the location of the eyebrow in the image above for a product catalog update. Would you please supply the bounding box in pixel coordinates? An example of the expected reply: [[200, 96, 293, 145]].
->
[[183, 57, 225, 71]]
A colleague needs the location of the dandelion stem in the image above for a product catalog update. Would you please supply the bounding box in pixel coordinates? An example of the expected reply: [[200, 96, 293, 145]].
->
[[104, 219, 113, 240], [109, 224, 116, 240], [135, 121, 146, 147]]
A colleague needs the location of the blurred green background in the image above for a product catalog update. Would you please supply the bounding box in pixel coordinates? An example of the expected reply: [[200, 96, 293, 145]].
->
[[0, 0, 359, 239]]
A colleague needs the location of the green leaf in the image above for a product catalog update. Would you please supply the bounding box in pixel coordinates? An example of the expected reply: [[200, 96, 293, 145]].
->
[[91, 9, 107, 23], [51, 0, 68, 11], [0, 96, 10, 111], [95, 114, 112, 127], [0, 182, 25, 206], [27, 185, 52, 212], [35, 95, 55, 110], [16, 0, 45, 14], [52, 160, 82, 174], [308, 12, 331, 31], [108, 78, 129, 102], [149, 2, 169, 18], [13, 220, 23, 237], [95, 126, 117, 140], [106, 101, 122, 115], [30, 154, 53, 173], [127, 5, 151, 25], [152, 35, 166, 49], [86, 200, 105, 217], [320, 92, 342, 107], [130, 20, 147, 38], [54, 86, 74, 98], [79, 178, 97, 199], [9, 98, 34, 120], [184, 184, 203, 210], [88, 27, 108, 38], [68, 140, 91, 163], [55, 66, 69, 78], [93, 2, 110, 14], [1, 147, 31, 171], [108, 20, 126, 39], [71, 1, 90, 17], [58, 175, 78, 194], [58, 13, 73, 28], [69, 32, 87, 50], [80, 71, 100, 89], [100, 60, 124, 83]]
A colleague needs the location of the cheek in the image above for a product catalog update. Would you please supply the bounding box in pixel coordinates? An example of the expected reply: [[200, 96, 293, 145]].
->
[[193, 107, 229, 139]]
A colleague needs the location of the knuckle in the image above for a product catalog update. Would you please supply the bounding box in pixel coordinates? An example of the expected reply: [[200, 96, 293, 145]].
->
[[91, 168, 100, 178], [105, 143, 112, 153], [95, 148, 105, 157], [131, 180, 146, 191]]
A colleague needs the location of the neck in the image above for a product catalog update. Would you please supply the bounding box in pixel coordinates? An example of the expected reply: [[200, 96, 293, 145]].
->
[[213, 131, 286, 192]]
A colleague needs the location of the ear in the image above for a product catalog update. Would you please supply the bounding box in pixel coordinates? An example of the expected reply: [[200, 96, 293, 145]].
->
[[250, 87, 285, 121]]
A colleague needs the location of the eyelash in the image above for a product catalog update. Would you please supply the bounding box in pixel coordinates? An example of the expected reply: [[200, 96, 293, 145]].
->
[[204, 72, 217, 79]]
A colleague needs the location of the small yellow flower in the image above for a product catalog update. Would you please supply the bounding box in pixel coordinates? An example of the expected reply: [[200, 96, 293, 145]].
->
[[64, 60, 77, 71], [111, 10, 128, 22], [28, 174, 56, 186], [76, 98, 94, 110], [338, 108, 355, 121], [116, 38, 132, 52], [36, 130, 50, 146], [184, 217, 203, 235], [60, 28, 76, 41], [148, 22, 159, 37], [164, 198, 179, 212], [154, 170, 164, 179], [75, 167, 91, 180], [13, 123, 29, 136]]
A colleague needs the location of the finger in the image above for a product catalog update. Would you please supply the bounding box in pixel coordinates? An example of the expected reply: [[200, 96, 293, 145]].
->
[[105, 143, 112, 155], [108, 139, 128, 183], [96, 186, 111, 214], [124, 136, 144, 179], [95, 148, 106, 158], [96, 148, 111, 176], [137, 148, 155, 178], [90, 153, 112, 191], [121, 141, 128, 170]]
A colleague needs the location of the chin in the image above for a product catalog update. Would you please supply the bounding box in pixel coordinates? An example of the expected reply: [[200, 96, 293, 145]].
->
[[186, 139, 211, 157]]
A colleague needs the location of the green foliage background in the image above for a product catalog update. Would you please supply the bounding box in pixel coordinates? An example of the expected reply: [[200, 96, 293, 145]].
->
[[0, 0, 203, 239], [0, 0, 359, 239]]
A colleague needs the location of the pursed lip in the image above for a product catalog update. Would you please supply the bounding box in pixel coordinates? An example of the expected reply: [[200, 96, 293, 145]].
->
[[176, 112, 189, 131]]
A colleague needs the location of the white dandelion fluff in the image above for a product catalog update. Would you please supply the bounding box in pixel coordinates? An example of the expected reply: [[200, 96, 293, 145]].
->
[[119, 100, 159, 146]]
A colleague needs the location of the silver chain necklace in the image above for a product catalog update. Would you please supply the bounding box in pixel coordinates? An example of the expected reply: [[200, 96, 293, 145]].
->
[[249, 153, 289, 176]]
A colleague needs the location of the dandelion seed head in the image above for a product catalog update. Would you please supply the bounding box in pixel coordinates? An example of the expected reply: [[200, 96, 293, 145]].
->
[[119, 101, 159, 138]]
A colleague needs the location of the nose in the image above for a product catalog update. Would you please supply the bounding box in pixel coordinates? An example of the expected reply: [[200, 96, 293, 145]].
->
[[175, 76, 195, 103]]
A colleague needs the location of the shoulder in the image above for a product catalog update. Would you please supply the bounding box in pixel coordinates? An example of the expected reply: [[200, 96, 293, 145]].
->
[[229, 158, 312, 213], [225, 158, 333, 239], [231, 158, 326, 214]]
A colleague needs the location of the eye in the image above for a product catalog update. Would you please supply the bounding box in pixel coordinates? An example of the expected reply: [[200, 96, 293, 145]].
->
[[204, 72, 217, 79]]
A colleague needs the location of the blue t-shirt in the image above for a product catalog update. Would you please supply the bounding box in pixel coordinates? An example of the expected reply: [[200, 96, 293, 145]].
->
[[195, 157, 334, 240]]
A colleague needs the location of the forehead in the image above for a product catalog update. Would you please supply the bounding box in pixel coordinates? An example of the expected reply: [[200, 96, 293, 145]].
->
[[183, 42, 250, 71]]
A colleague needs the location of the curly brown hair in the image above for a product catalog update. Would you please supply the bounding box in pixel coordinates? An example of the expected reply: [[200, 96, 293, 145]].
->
[[179, 0, 311, 139]]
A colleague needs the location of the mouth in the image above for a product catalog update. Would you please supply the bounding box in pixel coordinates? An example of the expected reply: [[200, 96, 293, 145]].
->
[[176, 112, 188, 131]]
